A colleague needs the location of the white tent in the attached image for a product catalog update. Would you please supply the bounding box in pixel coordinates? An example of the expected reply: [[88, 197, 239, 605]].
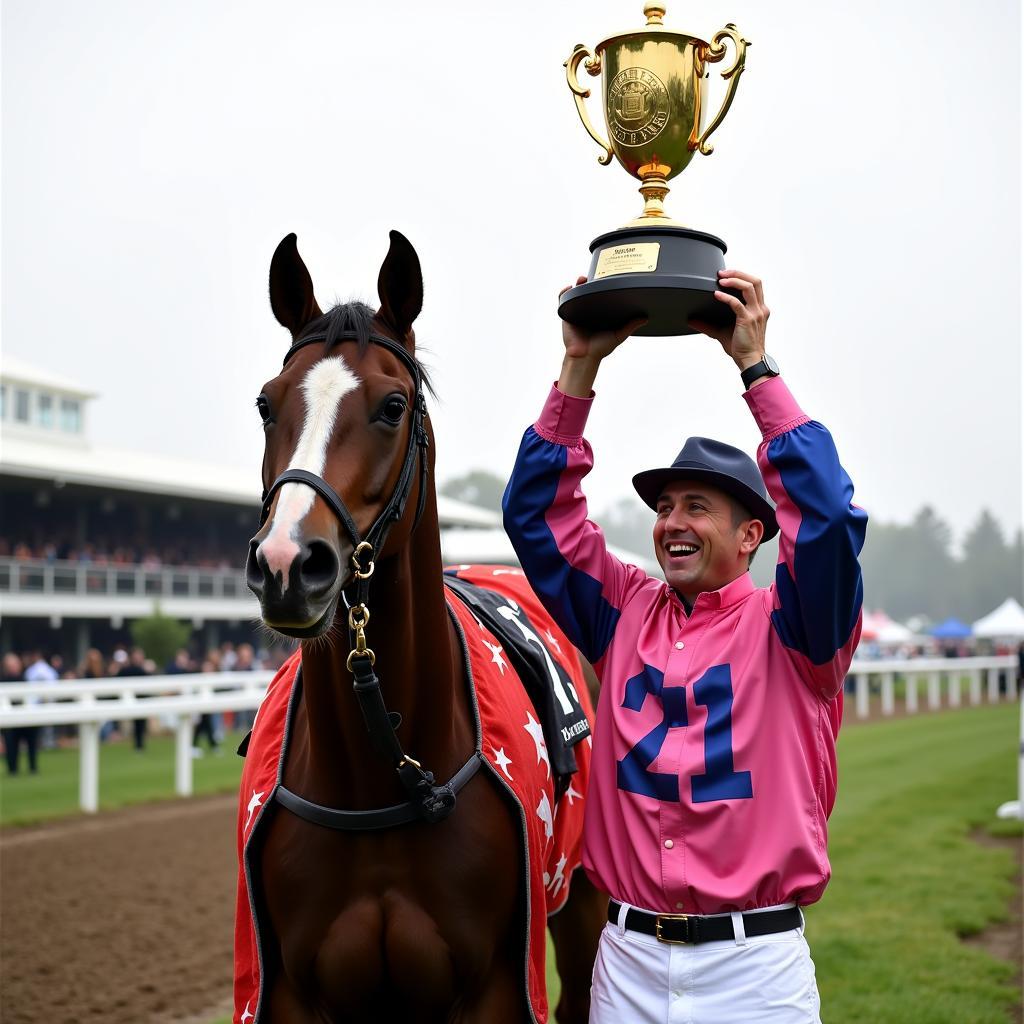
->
[[972, 598, 1024, 639], [862, 610, 914, 644], [877, 619, 914, 644]]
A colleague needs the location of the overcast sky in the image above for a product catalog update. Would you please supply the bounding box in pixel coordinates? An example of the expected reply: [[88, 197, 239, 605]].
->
[[3, 0, 1021, 545]]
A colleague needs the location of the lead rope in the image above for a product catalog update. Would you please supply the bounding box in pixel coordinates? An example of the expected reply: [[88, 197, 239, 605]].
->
[[343, 542, 457, 823]]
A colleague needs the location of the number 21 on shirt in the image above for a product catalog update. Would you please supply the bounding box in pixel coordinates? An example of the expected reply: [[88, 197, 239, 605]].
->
[[616, 663, 753, 804]]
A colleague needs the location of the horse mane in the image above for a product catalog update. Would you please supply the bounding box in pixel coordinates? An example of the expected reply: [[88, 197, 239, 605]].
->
[[298, 301, 435, 396]]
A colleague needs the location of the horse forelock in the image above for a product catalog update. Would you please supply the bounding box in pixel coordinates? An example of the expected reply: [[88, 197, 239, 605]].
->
[[294, 301, 435, 398]]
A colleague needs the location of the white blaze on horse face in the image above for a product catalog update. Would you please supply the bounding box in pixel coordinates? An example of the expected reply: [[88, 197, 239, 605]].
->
[[260, 356, 360, 589]]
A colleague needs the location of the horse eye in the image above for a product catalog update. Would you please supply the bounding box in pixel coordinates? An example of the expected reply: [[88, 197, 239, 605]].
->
[[377, 395, 407, 426], [255, 395, 274, 426]]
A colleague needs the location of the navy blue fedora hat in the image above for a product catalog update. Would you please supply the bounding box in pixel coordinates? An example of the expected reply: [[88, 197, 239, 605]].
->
[[632, 437, 779, 541]]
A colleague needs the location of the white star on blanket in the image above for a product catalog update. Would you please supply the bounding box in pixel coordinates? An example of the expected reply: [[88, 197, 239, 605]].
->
[[523, 712, 550, 778], [544, 628, 562, 654], [244, 790, 264, 832], [492, 746, 514, 780], [241, 1000, 254, 1023], [547, 852, 568, 896], [483, 639, 507, 674], [536, 792, 554, 841], [564, 782, 582, 805]]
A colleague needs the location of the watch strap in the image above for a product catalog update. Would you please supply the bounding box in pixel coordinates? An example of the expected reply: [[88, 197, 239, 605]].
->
[[741, 357, 779, 390]]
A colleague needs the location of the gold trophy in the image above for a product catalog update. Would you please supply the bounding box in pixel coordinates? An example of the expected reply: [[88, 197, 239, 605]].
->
[[558, 4, 749, 336]]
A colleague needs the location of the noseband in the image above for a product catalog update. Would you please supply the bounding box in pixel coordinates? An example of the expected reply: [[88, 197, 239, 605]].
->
[[259, 328, 482, 829]]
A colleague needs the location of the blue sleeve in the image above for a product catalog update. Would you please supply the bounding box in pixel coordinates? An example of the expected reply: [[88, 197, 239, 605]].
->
[[502, 388, 646, 666]]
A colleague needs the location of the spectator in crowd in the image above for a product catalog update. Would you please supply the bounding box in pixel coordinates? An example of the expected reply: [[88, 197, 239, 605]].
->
[[4, 650, 55, 772], [191, 658, 223, 757], [80, 648, 121, 741], [81, 649, 106, 680], [24, 649, 59, 751], [232, 643, 258, 729], [116, 647, 150, 751], [220, 642, 238, 671], [234, 643, 256, 671], [165, 648, 194, 675], [1, 652, 38, 775]]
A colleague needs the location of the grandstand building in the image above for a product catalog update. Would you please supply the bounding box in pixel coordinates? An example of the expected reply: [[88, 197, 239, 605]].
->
[[0, 359, 503, 663]]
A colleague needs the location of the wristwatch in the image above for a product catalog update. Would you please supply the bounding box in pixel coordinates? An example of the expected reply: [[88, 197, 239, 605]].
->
[[740, 354, 780, 390]]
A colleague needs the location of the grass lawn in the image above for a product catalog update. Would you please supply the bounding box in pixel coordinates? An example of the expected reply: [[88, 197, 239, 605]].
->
[[807, 702, 1021, 1023], [3, 706, 1020, 1022], [0, 730, 248, 825]]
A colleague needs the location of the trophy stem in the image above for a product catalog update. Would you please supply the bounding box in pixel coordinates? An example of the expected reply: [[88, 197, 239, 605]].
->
[[637, 162, 671, 220]]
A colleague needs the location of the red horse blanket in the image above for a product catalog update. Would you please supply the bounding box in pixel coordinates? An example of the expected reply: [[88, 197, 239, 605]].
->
[[234, 565, 593, 1023]]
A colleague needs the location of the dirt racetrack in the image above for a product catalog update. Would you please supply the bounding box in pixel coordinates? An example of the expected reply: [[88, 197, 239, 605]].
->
[[1, 794, 239, 1024]]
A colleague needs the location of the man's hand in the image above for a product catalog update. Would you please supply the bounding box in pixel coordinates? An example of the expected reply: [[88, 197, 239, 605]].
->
[[558, 276, 647, 397], [689, 269, 771, 372]]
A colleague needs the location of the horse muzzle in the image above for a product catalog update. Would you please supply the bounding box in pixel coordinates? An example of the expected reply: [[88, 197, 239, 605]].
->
[[246, 531, 344, 636]]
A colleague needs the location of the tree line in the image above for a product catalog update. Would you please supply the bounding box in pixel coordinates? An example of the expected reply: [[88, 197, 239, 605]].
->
[[440, 471, 1023, 624]]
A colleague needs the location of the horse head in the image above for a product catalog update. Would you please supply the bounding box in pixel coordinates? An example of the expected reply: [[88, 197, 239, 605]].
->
[[245, 230, 429, 637]]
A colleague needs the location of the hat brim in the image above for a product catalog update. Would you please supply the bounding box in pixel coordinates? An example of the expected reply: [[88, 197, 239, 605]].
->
[[632, 465, 779, 541]]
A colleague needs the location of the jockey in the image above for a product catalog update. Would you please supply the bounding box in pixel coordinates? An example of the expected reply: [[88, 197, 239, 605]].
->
[[502, 268, 867, 1023]]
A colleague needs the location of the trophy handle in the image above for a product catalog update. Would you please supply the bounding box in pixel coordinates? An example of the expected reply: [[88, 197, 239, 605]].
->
[[695, 24, 750, 157], [564, 44, 613, 166]]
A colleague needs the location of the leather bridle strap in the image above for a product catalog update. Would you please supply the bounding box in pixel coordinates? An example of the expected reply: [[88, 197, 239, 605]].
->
[[264, 468, 363, 547], [275, 752, 485, 831], [258, 330, 430, 556]]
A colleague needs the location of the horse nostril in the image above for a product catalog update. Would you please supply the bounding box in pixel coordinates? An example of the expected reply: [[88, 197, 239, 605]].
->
[[300, 540, 339, 595], [245, 540, 266, 597]]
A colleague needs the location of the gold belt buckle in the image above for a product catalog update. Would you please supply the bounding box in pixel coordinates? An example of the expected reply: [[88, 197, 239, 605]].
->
[[655, 913, 690, 944]]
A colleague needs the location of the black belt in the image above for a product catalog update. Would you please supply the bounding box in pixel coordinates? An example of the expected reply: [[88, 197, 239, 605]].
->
[[608, 900, 802, 945]]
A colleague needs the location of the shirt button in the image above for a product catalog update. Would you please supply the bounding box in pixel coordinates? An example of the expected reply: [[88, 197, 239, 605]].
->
[[675, 902, 685, 910], [675, 641, 685, 650], [664, 839, 674, 849]]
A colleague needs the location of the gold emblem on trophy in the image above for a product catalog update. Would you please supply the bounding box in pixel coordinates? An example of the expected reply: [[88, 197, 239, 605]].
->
[[558, 3, 749, 337]]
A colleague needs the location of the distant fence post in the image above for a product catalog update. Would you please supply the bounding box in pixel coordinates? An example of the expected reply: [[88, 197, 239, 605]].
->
[[927, 671, 941, 710], [906, 673, 919, 713], [79, 722, 100, 813], [968, 669, 982, 706], [948, 671, 961, 707], [880, 672, 894, 716], [855, 673, 869, 718], [985, 667, 1000, 703], [175, 714, 193, 797]]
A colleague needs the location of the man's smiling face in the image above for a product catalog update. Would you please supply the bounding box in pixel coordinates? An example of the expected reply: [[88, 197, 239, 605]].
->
[[652, 479, 764, 603]]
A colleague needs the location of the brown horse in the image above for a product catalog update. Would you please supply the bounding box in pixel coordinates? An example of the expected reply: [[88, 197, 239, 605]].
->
[[238, 230, 605, 1023]]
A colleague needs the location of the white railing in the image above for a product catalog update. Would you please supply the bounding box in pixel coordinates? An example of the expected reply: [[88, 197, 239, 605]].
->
[[1, 657, 1019, 816], [0, 671, 274, 813], [846, 655, 1018, 718], [0, 556, 249, 601]]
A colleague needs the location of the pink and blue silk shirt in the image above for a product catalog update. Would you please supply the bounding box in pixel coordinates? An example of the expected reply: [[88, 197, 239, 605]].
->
[[502, 376, 867, 915]]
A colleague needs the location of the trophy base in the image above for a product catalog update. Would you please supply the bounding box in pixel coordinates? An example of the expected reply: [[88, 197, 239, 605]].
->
[[558, 225, 741, 337]]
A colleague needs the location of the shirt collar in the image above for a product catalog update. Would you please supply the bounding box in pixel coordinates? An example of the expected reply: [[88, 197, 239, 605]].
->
[[674, 571, 756, 613]]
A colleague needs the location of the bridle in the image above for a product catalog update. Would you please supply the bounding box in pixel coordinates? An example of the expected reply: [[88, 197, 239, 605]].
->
[[258, 328, 482, 830], [259, 328, 431, 582]]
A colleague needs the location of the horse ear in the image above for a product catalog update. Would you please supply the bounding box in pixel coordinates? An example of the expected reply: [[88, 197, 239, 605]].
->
[[269, 233, 323, 338], [377, 230, 423, 339]]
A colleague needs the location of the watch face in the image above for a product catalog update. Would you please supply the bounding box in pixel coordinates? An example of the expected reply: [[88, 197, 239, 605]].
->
[[764, 354, 780, 375]]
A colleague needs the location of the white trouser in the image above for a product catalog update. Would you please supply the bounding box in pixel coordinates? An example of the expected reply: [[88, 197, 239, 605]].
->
[[590, 902, 822, 1024]]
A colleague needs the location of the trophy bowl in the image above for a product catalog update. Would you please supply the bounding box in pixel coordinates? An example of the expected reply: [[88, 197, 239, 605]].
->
[[558, 4, 749, 337]]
